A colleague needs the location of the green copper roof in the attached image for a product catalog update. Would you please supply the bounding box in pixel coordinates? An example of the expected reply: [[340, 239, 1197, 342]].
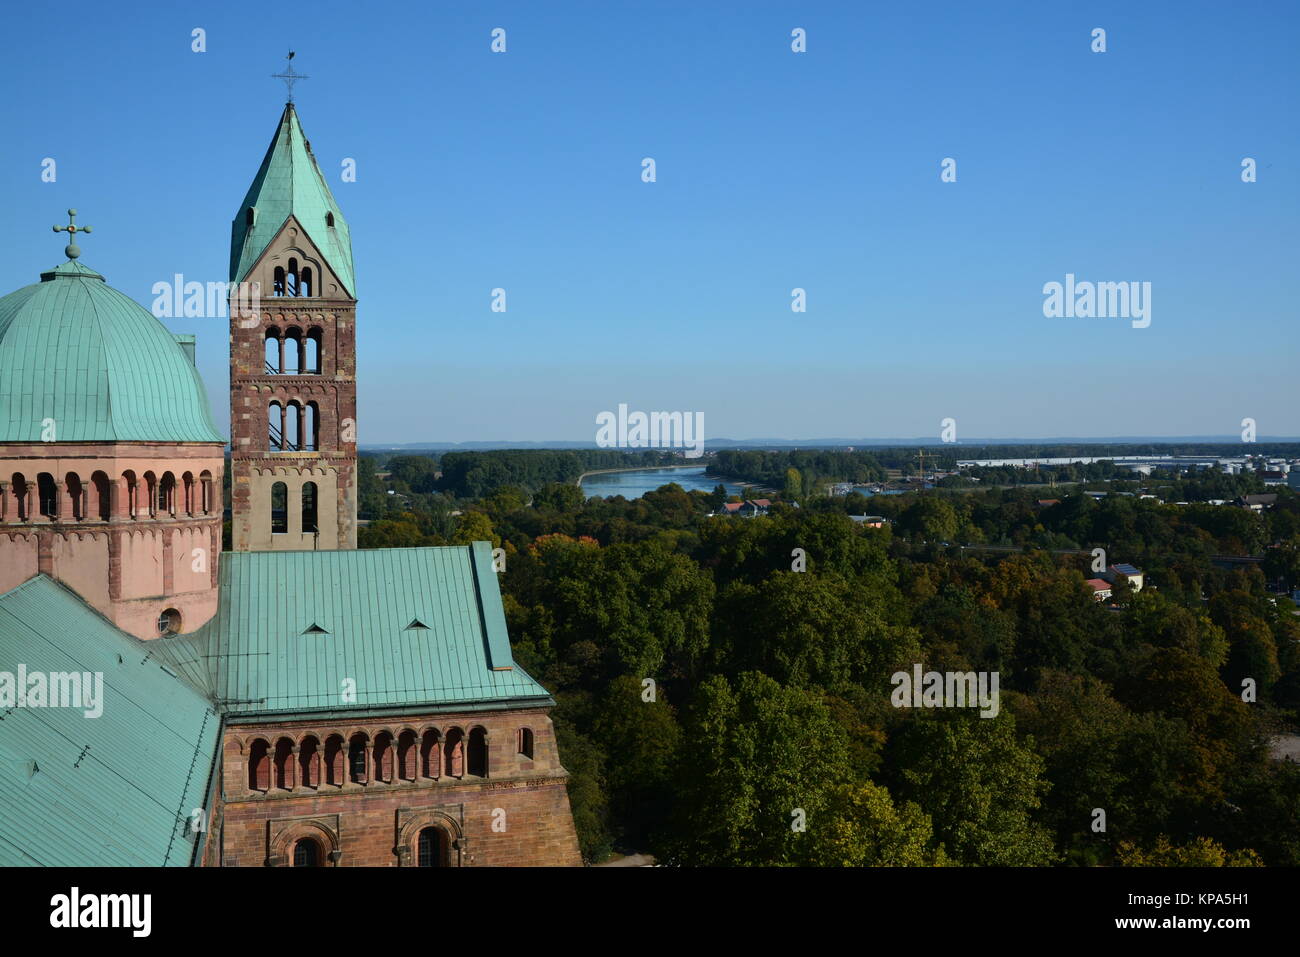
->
[[0, 576, 219, 867], [155, 544, 551, 719], [229, 103, 354, 296], [0, 261, 225, 444]]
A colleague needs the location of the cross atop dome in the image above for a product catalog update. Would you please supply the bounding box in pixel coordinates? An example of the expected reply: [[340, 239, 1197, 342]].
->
[[52, 208, 92, 260]]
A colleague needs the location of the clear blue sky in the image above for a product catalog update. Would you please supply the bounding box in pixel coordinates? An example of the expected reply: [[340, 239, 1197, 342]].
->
[[3, 1, 1297, 444]]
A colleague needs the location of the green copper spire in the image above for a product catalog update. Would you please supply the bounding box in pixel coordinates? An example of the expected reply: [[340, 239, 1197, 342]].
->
[[229, 103, 354, 296]]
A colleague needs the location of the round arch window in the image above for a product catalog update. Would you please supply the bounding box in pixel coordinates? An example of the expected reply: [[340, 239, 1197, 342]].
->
[[293, 838, 320, 867], [417, 827, 446, 867], [158, 608, 182, 636]]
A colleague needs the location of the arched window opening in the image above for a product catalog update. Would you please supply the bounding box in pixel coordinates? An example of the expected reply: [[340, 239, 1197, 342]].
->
[[293, 838, 320, 867], [273, 266, 286, 297], [11, 473, 29, 522], [143, 473, 157, 518], [122, 471, 137, 520], [326, 211, 335, 229], [420, 730, 441, 779], [245, 207, 255, 227], [158, 473, 176, 516], [303, 403, 318, 452], [519, 727, 534, 760], [468, 727, 488, 777], [283, 329, 303, 375], [102, 471, 124, 521], [200, 471, 213, 514], [65, 473, 83, 521], [157, 608, 182, 636], [299, 266, 312, 297], [264, 329, 281, 374], [348, 734, 368, 784], [324, 735, 345, 787], [285, 402, 302, 451], [248, 739, 271, 791], [305, 329, 322, 374], [286, 258, 299, 297], [273, 738, 294, 790], [417, 827, 446, 867], [299, 737, 320, 789], [444, 729, 465, 778], [373, 732, 394, 783], [268, 401, 283, 451], [397, 730, 417, 781], [270, 482, 288, 534], [37, 473, 57, 519], [302, 481, 318, 534], [182, 472, 195, 516]]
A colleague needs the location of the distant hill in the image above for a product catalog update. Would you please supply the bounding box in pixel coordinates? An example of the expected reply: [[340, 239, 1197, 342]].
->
[[363, 435, 1300, 452]]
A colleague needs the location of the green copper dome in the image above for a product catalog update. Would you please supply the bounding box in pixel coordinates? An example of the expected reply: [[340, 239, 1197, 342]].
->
[[0, 260, 224, 444]]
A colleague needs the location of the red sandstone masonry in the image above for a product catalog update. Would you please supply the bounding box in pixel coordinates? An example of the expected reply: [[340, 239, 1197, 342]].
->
[[215, 708, 581, 866]]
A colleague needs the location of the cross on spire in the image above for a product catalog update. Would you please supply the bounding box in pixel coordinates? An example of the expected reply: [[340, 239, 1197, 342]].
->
[[271, 51, 309, 103], [52, 208, 92, 260]]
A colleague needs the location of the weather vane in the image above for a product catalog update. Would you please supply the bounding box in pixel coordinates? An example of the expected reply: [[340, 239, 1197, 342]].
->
[[52, 209, 92, 260], [271, 51, 309, 103]]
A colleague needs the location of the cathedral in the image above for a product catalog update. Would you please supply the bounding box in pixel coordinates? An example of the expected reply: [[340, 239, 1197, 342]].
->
[[0, 100, 582, 867]]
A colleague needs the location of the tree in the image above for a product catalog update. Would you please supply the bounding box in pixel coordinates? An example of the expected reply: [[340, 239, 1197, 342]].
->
[[1116, 836, 1261, 867], [534, 481, 584, 512], [552, 713, 612, 863], [451, 509, 499, 547], [385, 454, 440, 493], [714, 571, 919, 693], [358, 517, 427, 548], [1118, 647, 1259, 805], [887, 710, 1058, 866], [480, 484, 528, 517], [809, 780, 945, 866], [783, 467, 803, 501], [899, 496, 958, 543], [512, 538, 713, 684], [664, 672, 855, 866], [591, 675, 682, 848], [1010, 671, 1200, 860]]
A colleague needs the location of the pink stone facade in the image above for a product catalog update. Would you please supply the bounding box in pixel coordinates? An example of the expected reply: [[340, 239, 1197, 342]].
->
[[0, 440, 224, 639]]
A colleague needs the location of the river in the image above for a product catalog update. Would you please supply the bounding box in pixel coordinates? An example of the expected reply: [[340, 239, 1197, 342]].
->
[[580, 467, 749, 500]]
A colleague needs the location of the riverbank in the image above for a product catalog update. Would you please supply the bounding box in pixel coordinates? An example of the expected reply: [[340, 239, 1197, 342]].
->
[[572, 463, 706, 486]]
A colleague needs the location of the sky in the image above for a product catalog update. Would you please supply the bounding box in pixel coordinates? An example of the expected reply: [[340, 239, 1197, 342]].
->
[[2, 1, 1298, 445]]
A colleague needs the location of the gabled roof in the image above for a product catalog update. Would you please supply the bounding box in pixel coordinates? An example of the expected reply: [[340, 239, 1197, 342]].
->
[[229, 103, 354, 296], [1110, 563, 1141, 576], [154, 544, 551, 719], [1242, 494, 1278, 506], [1085, 578, 1112, 591], [0, 576, 218, 866]]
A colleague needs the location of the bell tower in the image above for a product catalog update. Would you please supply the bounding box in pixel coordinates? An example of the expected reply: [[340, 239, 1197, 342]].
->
[[228, 98, 357, 551]]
